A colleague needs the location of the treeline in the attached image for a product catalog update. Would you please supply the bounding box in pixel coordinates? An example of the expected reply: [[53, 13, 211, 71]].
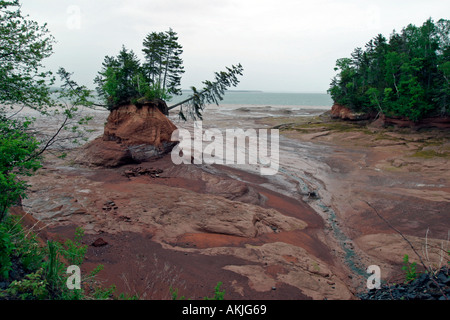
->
[[328, 18, 450, 122]]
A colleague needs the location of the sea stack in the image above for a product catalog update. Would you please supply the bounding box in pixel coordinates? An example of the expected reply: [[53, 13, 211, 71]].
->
[[77, 99, 178, 167]]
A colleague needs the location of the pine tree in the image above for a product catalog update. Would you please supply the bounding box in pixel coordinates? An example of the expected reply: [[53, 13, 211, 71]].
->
[[328, 18, 450, 122], [94, 46, 148, 109], [142, 28, 184, 99], [95, 29, 243, 119], [168, 64, 244, 121]]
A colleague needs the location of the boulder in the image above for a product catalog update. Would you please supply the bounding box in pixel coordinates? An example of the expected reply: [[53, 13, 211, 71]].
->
[[77, 100, 178, 167]]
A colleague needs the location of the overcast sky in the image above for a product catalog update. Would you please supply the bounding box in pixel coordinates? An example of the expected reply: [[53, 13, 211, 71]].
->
[[20, 0, 450, 93]]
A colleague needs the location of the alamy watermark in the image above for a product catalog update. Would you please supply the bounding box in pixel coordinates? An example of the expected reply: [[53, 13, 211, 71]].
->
[[367, 265, 381, 289], [170, 122, 280, 175], [66, 265, 81, 290], [66, 5, 81, 30]]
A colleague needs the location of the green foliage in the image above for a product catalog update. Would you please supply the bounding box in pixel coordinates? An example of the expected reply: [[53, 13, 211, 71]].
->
[[0, 218, 125, 300], [142, 28, 184, 97], [0, 1, 113, 300], [170, 286, 186, 300], [6, 268, 48, 300], [0, 0, 55, 111], [0, 215, 45, 281], [402, 254, 418, 282], [170, 281, 226, 300], [329, 18, 450, 122], [0, 0, 95, 223], [171, 64, 244, 121], [92, 284, 117, 300], [0, 221, 13, 279], [204, 281, 225, 300], [58, 227, 87, 266], [142, 82, 172, 102], [95, 29, 185, 110], [117, 292, 139, 300], [95, 28, 243, 118], [0, 68, 95, 224], [0, 117, 41, 223], [44, 239, 66, 296], [94, 46, 148, 109]]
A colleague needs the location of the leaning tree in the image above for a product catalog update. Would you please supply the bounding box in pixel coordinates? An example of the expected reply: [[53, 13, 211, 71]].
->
[[94, 28, 244, 120]]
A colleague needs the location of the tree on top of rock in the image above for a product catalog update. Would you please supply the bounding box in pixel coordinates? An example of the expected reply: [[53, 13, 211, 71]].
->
[[142, 28, 185, 100], [94, 46, 148, 109], [94, 28, 243, 120]]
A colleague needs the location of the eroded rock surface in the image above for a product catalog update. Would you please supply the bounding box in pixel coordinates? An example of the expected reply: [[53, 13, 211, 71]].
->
[[77, 101, 178, 167], [22, 153, 355, 300]]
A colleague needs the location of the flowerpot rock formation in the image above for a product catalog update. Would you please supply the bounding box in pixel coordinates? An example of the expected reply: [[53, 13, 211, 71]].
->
[[77, 99, 178, 167]]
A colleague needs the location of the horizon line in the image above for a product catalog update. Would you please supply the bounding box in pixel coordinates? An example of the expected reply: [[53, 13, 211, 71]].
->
[[180, 89, 330, 94]]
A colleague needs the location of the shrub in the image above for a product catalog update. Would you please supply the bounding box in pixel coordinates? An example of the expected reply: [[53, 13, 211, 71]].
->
[[402, 254, 418, 282], [204, 282, 225, 300]]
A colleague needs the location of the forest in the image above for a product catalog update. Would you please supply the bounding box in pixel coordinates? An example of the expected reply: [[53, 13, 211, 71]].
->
[[328, 18, 450, 122]]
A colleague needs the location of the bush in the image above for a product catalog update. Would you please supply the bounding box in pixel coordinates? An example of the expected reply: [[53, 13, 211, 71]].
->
[[204, 282, 225, 300], [0, 217, 117, 300], [0, 117, 41, 223]]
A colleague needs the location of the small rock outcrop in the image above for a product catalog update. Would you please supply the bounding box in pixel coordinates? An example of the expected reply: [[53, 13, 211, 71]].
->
[[77, 100, 178, 167], [330, 104, 371, 121], [330, 103, 450, 129], [380, 114, 450, 129]]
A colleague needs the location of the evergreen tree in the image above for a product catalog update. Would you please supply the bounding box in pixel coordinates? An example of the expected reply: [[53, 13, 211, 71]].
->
[[94, 46, 148, 109], [142, 28, 184, 99], [168, 64, 244, 121], [329, 18, 450, 122], [95, 28, 243, 119]]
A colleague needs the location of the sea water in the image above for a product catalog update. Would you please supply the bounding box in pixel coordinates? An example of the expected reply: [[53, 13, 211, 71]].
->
[[169, 91, 333, 119], [170, 90, 332, 107], [172, 90, 332, 106]]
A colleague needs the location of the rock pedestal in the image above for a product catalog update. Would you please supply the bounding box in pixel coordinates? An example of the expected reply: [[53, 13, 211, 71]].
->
[[77, 100, 178, 167]]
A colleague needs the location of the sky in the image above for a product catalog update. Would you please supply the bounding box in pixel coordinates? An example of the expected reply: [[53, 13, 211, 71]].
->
[[20, 0, 450, 93]]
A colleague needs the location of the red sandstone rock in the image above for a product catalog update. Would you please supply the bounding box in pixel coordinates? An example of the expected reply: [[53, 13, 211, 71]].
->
[[381, 114, 450, 129], [77, 100, 179, 167], [91, 237, 108, 247], [104, 102, 176, 147], [330, 104, 370, 121], [330, 104, 450, 128], [78, 137, 135, 167]]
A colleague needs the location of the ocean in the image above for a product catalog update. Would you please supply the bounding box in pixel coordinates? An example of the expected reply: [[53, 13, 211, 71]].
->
[[168, 91, 333, 120], [170, 90, 333, 108]]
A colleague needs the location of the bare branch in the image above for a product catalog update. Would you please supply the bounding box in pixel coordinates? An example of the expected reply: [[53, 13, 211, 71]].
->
[[362, 200, 429, 272]]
